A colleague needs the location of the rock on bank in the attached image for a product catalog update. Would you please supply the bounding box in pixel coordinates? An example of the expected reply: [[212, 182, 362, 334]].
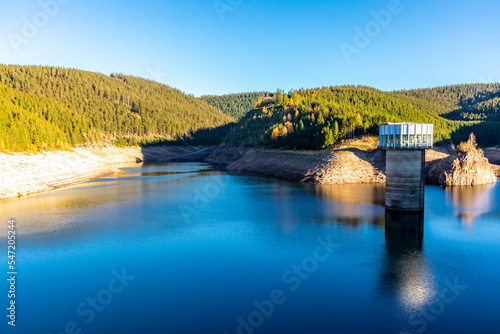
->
[[205, 147, 386, 184], [207, 145, 499, 187]]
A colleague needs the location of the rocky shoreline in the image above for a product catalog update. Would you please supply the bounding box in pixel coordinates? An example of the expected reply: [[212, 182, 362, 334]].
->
[[1, 142, 498, 201], [205, 147, 387, 184], [206, 145, 499, 186], [0, 145, 214, 200]]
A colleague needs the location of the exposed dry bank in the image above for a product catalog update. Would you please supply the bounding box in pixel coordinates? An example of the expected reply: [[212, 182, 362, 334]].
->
[[2, 139, 499, 201], [0, 146, 214, 200], [206, 141, 499, 186], [206, 147, 387, 184]]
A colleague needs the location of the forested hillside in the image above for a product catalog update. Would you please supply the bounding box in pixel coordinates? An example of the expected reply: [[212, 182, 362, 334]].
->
[[1, 65, 499, 152], [222, 86, 498, 149], [200, 92, 271, 119], [396, 84, 500, 121], [0, 65, 233, 151]]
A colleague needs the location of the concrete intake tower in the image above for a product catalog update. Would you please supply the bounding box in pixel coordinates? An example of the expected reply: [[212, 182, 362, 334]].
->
[[379, 123, 434, 211]]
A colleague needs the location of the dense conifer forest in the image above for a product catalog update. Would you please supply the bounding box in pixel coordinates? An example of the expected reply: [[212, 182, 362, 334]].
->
[[0, 65, 233, 151], [222, 85, 500, 149], [396, 84, 500, 121], [200, 93, 271, 119], [1, 64, 499, 152]]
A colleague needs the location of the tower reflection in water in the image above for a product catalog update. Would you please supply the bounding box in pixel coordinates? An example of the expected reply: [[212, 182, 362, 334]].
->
[[381, 210, 436, 310]]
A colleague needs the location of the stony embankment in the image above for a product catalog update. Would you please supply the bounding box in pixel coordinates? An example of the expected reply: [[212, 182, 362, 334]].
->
[[207, 144, 499, 187], [0, 145, 213, 200], [484, 149, 500, 177], [2, 139, 498, 200], [205, 146, 387, 184]]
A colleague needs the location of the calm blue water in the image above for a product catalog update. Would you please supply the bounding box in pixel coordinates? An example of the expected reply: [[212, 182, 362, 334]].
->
[[1, 163, 500, 334]]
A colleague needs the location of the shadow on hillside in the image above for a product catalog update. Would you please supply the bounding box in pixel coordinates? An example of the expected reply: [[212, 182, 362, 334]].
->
[[141, 124, 234, 148], [440, 108, 466, 121], [335, 147, 386, 172], [138, 124, 234, 163], [449, 121, 500, 147]]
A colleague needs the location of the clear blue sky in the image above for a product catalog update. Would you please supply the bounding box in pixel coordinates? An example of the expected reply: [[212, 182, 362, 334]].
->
[[1, 0, 499, 96]]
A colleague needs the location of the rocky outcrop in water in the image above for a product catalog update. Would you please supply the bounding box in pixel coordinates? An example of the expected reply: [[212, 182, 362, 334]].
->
[[483, 149, 500, 177], [444, 150, 497, 186], [427, 142, 497, 186]]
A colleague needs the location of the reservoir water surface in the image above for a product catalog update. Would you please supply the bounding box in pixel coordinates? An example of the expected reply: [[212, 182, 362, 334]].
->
[[1, 163, 499, 333]]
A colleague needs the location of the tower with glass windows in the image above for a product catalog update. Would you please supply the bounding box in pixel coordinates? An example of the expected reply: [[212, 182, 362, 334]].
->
[[379, 123, 434, 211]]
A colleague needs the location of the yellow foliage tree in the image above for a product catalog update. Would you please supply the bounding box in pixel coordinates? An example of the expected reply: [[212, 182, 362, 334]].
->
[[271, 127, 280, 140], [281, 124, 288, 136]]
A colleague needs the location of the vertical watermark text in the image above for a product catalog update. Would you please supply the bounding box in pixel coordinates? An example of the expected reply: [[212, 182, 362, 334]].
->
[[179, 175, 228, 224], [6, 219, 17, 327]]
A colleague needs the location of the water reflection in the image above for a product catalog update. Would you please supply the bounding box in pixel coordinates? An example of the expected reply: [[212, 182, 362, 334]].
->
[[445, 184, 496, 225], [385, 210, 424, 253], [270, 180, 300, 232], [0, 163, 211, 236], [310, 183, 386, 207], [1, 163, 500, 333], [381, 210, 435, 310], [302, 183, 386, 227]]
